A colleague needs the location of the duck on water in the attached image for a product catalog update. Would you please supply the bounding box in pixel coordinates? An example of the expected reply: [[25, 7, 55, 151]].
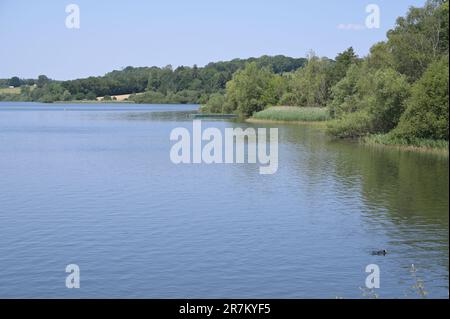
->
[[372, 249, 388, 256]]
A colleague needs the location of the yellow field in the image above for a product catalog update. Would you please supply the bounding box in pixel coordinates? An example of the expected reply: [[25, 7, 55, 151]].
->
[[97, 93, 131, 101], [97, 92, 144, 101], [0, 87, 21, 94]]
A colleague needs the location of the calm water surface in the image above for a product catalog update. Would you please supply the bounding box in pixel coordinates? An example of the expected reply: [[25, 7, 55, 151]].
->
[[0, 102, 448, 298]]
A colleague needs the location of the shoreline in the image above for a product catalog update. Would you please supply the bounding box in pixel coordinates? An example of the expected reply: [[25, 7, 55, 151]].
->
[[55, 100, 135, 104], [249, 106, 448, 155], [247, 116, 448, 155], [362, 140, 449, 155], [245, 117, 327, 127], [362, 136, 449, 156], [1, 100, 448, 155]]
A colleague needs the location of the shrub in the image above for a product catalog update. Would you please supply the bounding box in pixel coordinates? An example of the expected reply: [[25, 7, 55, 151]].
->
[[393, 56, 449, 140], [201, 93, 226, 113], [327, 111, 373, 138]]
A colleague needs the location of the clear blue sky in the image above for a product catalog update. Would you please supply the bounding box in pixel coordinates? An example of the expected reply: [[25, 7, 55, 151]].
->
[[0, 0, 424, 80]]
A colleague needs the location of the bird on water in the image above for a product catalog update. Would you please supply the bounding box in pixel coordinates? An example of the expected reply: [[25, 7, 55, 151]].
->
[[372, 249, 387, 256]]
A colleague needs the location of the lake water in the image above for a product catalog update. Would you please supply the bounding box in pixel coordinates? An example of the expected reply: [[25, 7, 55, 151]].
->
[[0, 102, 448, 298]]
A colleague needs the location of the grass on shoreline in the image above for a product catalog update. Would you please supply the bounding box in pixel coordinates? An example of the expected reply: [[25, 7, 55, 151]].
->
[[251, 106, 330, 122], [363, 134, 449, 154], [249, 106, 447, 154]]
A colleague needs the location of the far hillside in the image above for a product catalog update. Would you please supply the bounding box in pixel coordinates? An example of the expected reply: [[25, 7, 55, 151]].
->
[[0, 55, 306, 104]]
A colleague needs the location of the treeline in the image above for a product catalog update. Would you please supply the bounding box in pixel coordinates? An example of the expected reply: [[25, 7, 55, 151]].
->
[[0, 77, 37, 87], [203, 0, 449, 142], [202, 48, 358, 116], [0, 55, 306, 103], [328, 0, 448, 142]]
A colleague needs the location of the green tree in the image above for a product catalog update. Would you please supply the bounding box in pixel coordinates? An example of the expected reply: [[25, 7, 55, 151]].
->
[[330, 47, 359, 83], [261, 75, 287, 107], [290, 53, 334, 107], [367, 42, 395, 70], [225, 62, 275, 116], [394, 56, 449, 140], [327, 66, 410, 136], [37, 75, 50, 88], [86, 91, 97, 100], [328, 63, 369, 118], [9, 76, 21, 87], [366, 68, 411, 132], [62, 90, 72, 101], [387, 0, 449, 81], [202, 93, 226, 113]]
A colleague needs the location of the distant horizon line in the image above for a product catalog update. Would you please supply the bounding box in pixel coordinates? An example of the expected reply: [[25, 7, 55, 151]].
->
[[1, 51, 355, 82]]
